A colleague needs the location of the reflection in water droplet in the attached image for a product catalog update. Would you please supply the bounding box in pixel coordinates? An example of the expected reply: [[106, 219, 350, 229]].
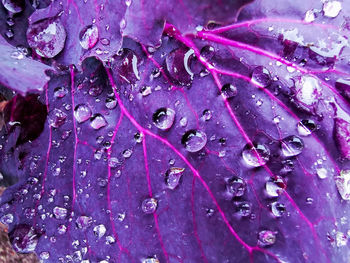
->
[[265, 176, 286, 197], [251, 66, 271, 87], [79, 24, 99, 49], [182, 130, 207, 152], [165, 167, 185, 190], [90, 114, 107, 130], [226, 176, 246, 198], [54, 87, 68, 98], [270, 202, 286, 217], [141, 198, 158, 214], [258, 230, 277, 247], [2, 0, 24, 13], [242, 143, 270, 167], [74, 104, 92, 123], [281, 135, 304, 157], [221, 83, 237, 99], [48, 108, 67, 128], [152, 108, 176, 130], [27, 18, 67, 58], [297, 119, 316, 136]]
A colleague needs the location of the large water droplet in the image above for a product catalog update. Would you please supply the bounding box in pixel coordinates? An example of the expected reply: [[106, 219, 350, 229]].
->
[[152, 108, 175, 130], [323, 1, 342, 18], [113, 48, 140, 84], [93, 224, 106, 238], [335, 170, 350, 200], [242, 143, 270, 167], [79, 24, 99, 49], [141, 198, 158, 214], [281, 135, 304, 157], [251, 66, 271, 87], [294, 75, 321, 106], [270, 202, 286, 217], [48, 108, 67, 128], [53, 206, 68, 220], [297, 119, 316, 136], [226, 176, 246, 198], [9, 224, 40, 253], [258, 230, 277, 247], [90, 114, 107, 130], [165, 48, 194, 86], [265, 176, 286, 197], [234, 201, 252, 217], [182, 130, 207, 152], [27, 18, 67, 58], [2, 0, 24, 13], [165, 167, 185, 190], [221, 83, 237, 99], [74, 104, 92, 123]]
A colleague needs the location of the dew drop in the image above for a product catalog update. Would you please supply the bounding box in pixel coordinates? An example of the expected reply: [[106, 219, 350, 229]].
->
[[141, 198, 158, 214], [9, 225, 40, 253], [221, 83, 237, 98], [251, 66, 271, 87], [2, 0, 24, 13], [90, 114, 107, 130], [53, 206, 68, 220], [105, 97, 117, 109], [242, 143, 270, 167], [281, 135, 304, 157], [235, 201, 252, 217], [48, 108, 67, 128], [79, 24, 99, 49], [226, 176, 246, 198], [152, 108, 175, 130], [93, 224, 106, 238], [335, 170, 350, 200], [27, 18, 67, 58], [181, 130, 207, 152], [258, 230, 277, 247], [297, 119, 316, 136], [270, 202, 286, 217], [54, 87, 68, 98], [165, 167, 185, 190], [74, 104, 92, 123], [265, 176, 286, 197]]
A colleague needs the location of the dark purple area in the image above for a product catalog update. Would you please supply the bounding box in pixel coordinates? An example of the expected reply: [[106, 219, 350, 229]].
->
[[0, 0, 350, 262]]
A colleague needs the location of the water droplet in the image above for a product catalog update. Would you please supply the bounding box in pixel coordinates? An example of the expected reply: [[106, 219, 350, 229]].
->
[[27, 18, 67, 58], [142, 257, 160, 263], [88, 85, 103, 97], [140, 85, 152, 96], [335, 170, 350, 200], [57, 224, 67, 235], [2, 0, 24, 13], [54, 87, 68, 98], [79, 24, 99, 49], [122, 149, 133, 158], [40, 251, 50, 260], [179, 117, 188, 127], [5, 29, 14, 38], [76, 216, 92, 229], [221, 83, 237, 99], [165, 48, 194, 86], [48, 108, 67, 128], [105, 97, 117, 109], [235, 201, 252, 217], [9, 225, 40, 253], [335, 231, 348, 247], [251, 66, 271, 87], [6, 17, 14, 26], [202, 109, 212, 121], [226, 176, 246, 198], [0, 213, 13, 225], [242, 143, 270, 167], [281, 135, 304, 157], [152, 108, 175, 130], [165, 167, 185, 190], [304, 10, 316, 22], [100, 38, 110, 45], [113, 48, 140, 84], [53, 206, 68, 220], [258, 230, 277, 247], [316, 167, 328, 179], [141, 198, 158, 214], [90, 114, 107, 130], [323, 1, 342, 18], [200, 45, 215, 61], [105, 235, 115, 244], [294, 75, 321, 106], [270, 202, 286, 217], [182, 130, 207, 152], [93, 224, 106, 238], [134, 132, 143, 143], [297, 119, 316, 136], [265, 176, 286, 197], [74, 104, 92, 123]]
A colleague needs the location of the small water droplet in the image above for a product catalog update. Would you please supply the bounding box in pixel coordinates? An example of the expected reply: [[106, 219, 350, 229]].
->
[[235, 201, 252, 217], [316, 167, 328, 179], [140, 85, 152, 96], [270, 202, 286, 217], [76, 216, 92, 229], [88, 85, 103, 97], [323, 1, 342, 18], [251, 66, 271, 87], [182, 130, 207, 152], [265, 176, 286, 197], [6, 17, 14, 26], [93, 224, 106, 238], [90, 114, 107, 130], [335, 170, 350, 200], [179, 117, 188, 127], [297, 119, 316, 136], [122, 149, 133, 158], [142, 257, 160, 263], [202, 109, 212, 121], [79, 24, 99, 49], [258, 230, 277, 247], [242, 143, 270, 167], [141, 198, 158, 214], [2, 0, 24, 13], [53, 206, 68, 220], [5, 29, 14, 38], [40, 251, 50, 260], [304, 10, 316, 22], [221, 83, 237, 98], [54, 87, 68, 98], [281, 135, 304, 157], [200, 45, 215, 61], [226, 176, 246, 198], [48, 109, 67, 128], [153, 108, 175, 130], [100, 38, 110, 45], [74, 104, 92, 123], [165, 167, 185, 190], [134, 132, 143, 143], [105, 97, 117, 109]]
